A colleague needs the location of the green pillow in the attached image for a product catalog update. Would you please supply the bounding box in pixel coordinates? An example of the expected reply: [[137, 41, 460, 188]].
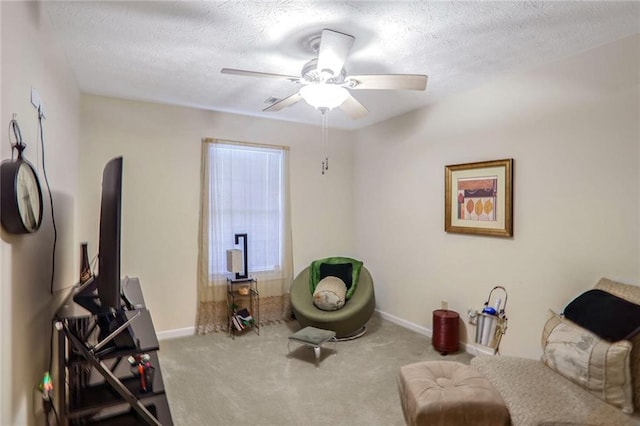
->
[[309, 257, 363, 300]]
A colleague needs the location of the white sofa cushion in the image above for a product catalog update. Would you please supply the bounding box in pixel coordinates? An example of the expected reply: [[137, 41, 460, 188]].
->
[[595, 278, 640, 411], [471, 356, 638, 426], [541, 311, 633, 414]]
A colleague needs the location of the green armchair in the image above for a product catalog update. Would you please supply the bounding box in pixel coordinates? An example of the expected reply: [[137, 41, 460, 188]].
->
[[290, 264, 376, 338]]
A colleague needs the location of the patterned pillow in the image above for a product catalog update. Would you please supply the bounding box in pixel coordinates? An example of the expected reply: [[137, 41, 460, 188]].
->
[[313, 277, 346, 311], [309, 257, 363, 300], [541, 310, 634, 413]]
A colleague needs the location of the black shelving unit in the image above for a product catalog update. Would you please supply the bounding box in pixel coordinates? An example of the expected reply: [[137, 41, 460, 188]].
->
[[55, 278, 173, 425], [227, 277, 259, 338]]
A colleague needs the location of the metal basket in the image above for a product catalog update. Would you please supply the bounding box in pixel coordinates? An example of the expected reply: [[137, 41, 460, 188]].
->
[[469, 286, 508, 354]]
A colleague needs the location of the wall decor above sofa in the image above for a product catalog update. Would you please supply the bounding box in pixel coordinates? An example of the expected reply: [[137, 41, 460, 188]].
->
[[445, 158, 514, 237]]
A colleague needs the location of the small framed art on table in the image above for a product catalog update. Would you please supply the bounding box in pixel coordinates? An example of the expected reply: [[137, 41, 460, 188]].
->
[[445, 158, 513, 237]]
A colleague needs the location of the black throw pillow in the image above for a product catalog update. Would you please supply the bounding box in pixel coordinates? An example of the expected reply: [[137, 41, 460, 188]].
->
[[319, 263, 353, 290], [563, 289, 640, 342]]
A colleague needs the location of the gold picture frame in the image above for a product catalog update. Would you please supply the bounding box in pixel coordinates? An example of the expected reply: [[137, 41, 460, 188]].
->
[[445, 159, 513, 237]]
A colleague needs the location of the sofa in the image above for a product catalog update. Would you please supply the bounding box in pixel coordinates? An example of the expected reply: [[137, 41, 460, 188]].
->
[[471, 278, 640, 426]]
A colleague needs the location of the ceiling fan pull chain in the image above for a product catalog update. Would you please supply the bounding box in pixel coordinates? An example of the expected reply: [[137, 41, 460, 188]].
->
[[321, 110, 329, 175]]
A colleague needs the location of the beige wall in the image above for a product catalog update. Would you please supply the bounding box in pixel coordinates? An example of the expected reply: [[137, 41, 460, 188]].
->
[[78, 96, 355, 332], [79, 35, 640, 358], [2, 6, 638, 424], [1, 2, 80, 425], [354, 34, 640, 358]]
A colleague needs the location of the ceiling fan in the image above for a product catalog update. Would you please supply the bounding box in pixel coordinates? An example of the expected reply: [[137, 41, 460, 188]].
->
[[221, 29, 428, 120]]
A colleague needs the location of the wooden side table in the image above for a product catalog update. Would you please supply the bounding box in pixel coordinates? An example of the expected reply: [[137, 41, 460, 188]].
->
[[432, 309, 460, 355]]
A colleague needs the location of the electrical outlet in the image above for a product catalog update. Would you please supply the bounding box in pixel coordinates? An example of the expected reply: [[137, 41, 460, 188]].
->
[[441, 300, 448, 310]]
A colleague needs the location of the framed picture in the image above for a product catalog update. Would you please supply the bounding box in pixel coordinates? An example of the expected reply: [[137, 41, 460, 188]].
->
[[445, 159, 513, 237]]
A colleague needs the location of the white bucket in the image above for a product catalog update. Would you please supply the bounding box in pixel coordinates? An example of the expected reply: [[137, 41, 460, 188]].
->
[[476, 312, 497, 346]]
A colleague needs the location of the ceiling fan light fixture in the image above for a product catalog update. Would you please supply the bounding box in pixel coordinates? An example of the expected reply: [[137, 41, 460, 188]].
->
[[300, 84, 349, 110], [222, 29, 425, 120]]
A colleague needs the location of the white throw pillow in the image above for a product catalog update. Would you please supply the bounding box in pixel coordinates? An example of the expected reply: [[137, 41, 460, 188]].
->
[[541, 310, 634, 413], [313, 276, 346, 311]]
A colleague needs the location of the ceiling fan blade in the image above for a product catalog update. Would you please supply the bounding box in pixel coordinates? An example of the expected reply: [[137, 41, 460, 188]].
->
[[339, 93, 368, 120], [347, 74, 428, 90], [317, 29, 355, 77], [263, 92, 303, 112], [221, 68, 301, 83]]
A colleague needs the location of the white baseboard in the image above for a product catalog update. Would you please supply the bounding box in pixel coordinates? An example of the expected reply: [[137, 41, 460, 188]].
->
[[375, 309, 493, 357], [461, 341, 496, 356], [156, 326, 195, 341], [375, 309, 432, 338], [158, 311, 495, 357]]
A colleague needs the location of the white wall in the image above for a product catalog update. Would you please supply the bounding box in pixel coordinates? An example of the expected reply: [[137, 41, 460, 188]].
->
[[2, 3, 636, 423], [354, 34, 640, 358], [78, 35, 640, 359], [0, 2, 80, 425], [78, 96, 355, 333]]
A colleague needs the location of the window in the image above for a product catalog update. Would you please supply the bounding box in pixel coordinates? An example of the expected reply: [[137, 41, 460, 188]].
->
[[197, 139, 292, 332], [207, 142, 285, 277]]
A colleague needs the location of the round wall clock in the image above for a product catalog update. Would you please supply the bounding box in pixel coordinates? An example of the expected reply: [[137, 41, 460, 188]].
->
[[1, 156, 44, 234]]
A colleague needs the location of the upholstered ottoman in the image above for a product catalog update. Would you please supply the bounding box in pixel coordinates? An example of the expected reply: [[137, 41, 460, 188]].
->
[[397, 361, 510, 426]]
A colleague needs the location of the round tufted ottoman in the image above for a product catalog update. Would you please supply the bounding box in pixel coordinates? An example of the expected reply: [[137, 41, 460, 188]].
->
[[397, 361, 510, 426]]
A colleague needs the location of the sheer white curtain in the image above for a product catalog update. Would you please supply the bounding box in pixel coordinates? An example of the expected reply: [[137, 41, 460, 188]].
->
[[196, 139, 293, 334]]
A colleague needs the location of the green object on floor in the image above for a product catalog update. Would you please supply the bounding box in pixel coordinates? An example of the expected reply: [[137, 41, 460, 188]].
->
[[292, 265, 375, 338]]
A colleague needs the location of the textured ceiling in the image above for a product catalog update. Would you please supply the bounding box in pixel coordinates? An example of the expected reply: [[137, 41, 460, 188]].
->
[[45, 1, 639, 130]]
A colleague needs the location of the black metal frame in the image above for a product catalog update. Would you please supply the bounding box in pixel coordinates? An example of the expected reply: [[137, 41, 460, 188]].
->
[[234, 233, 248, 280], [57, 312, 160, 425]]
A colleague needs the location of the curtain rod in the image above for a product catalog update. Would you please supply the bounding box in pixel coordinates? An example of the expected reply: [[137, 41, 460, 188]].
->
[[202, 138, 289, 151]]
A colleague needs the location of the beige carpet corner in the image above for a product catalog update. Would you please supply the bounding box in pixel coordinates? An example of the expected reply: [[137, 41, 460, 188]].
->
[[158, 314, 472, 426]]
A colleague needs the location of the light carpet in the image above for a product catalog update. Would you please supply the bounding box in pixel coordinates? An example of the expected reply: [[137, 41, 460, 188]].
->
[[158, 313, 472, 426]]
